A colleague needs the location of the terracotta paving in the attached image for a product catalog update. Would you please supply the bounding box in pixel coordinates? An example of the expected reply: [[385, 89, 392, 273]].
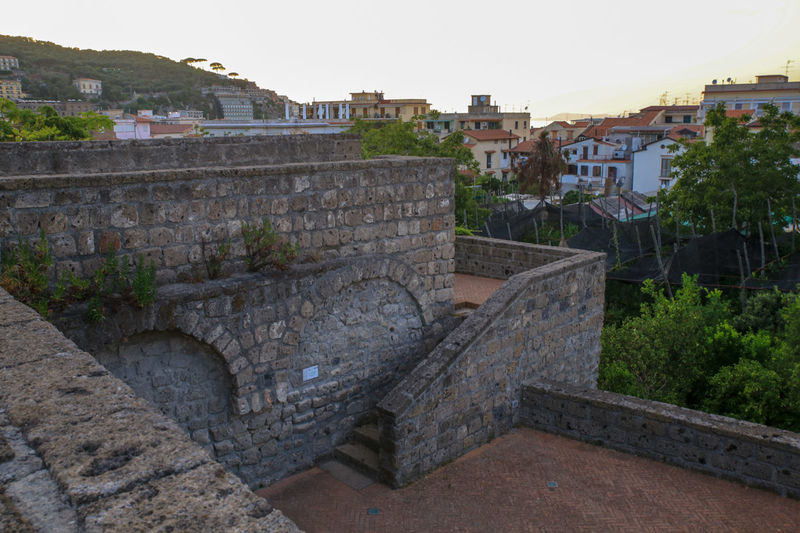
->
[[453, 273, 505, 309], [257, 428, 800, 533]]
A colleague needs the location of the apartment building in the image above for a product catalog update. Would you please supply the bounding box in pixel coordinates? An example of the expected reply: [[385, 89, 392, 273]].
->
[[699, 74, 800, 121], [427, 95, 530, 143], [299, 91, 431, 121], [0, 56, 20, 71], [0, 79, 23, 100]]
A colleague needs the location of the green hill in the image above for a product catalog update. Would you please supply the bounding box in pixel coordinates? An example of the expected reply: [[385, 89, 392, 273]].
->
[[0, 35, 282, 118]]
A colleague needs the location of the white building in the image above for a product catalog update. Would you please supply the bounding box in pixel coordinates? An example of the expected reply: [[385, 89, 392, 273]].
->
[[560, 137, 631, 192], [73, 78, 102, 97], [0, 56, 20, 70]]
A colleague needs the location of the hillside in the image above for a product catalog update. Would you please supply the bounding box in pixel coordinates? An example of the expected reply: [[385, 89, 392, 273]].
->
[[0, 35, 283, 118]]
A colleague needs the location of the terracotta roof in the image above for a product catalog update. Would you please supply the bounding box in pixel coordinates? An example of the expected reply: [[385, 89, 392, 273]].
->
[[573, 121, 590, 127], [463, 129, 520, 141], [582, 111, 661, 138], [150, 123, 193, 135], [725, 109, 754, 119], [484, 150, 496, 154], [576, 159, 631, 163], [92, 129, 117, 141], [640, 105, 699, 112]]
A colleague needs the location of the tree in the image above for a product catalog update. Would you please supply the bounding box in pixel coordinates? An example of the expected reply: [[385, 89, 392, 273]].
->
[[665, 102, 800, 234], [228, 72, 239, 79], [209, 62, 225, 73], [515, 131, 566, 201], [0, 98, 113, 141]]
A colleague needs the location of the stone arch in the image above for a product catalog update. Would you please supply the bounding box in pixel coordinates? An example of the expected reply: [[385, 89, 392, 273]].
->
[[93, 330, 233, 456], [282, 256, 430, 354]]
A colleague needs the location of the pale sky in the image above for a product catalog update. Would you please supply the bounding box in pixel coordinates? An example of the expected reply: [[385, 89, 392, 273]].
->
[[3, 0, 800, 120]]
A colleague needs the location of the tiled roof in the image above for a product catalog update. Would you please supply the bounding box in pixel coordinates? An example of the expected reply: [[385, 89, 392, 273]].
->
[[463, 129, 520, 141], [150, 124, 194, 135], [582, 111, 661, 138], [640, 105, 699, 112], [725, 109, 754, 118]]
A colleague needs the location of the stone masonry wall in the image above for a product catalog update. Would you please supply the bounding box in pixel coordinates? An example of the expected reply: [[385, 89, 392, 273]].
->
[[0, 137, 457, 487], [58, 256, 448, 487], [0, 134, 360, 176], [0, 287, 300, 532], [0, 155, 456, 306], [521, 380, 800, 499], [376, 238, 606, 487]]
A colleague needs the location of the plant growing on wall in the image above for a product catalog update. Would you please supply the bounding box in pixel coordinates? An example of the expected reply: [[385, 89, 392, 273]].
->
[[0, 231, 156, 322], [241, 219, 298, 272]]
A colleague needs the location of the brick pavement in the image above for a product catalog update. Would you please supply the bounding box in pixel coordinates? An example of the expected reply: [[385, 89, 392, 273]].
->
[[453, 273, 505, 308], [257, 428, 800, 533]]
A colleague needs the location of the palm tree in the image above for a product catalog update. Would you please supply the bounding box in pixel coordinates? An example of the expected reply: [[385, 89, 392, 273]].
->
[[515, 131, 568, 243]]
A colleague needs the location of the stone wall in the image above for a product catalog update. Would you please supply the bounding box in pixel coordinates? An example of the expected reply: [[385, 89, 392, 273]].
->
[[376, 237, 606, 487], [0, 288, 300, 532], [0, 136, 458, 487], [0, 134, 360, 176], [0, 154, 455, 303], [521, 380, 800, 499], [58, 255, 450, 486]]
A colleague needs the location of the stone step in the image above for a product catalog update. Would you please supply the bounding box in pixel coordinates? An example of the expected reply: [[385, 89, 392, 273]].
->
[[353, 424, 380, 452], [334, 443, 379, 478]]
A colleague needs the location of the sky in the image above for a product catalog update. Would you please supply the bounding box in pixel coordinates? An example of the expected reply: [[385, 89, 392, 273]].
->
[[3, 0, 800, 122]]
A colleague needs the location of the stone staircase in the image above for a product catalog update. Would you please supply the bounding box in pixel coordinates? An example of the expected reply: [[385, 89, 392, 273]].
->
[[334, 422, 380, 479]]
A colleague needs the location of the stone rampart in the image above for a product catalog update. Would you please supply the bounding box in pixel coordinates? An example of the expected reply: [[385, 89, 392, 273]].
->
[[521, 380, 800, 499], [0, 155, 455, 305], [0, 288, 300, 532], [0, 136, 457, 488], [376, 237, 606, 487], [0, 134, 360, 176]]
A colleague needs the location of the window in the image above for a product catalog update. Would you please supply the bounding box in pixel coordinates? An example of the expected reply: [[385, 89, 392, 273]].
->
[[580, 165, 588, 176], [502, 152, 508, 161], [486, 153, 493, 168], [660, 158, 672, 177], [567, 164, 578, 174], [683, 115, 691, 123], [734, 103, 743, 110], [592, 166, 601, 177], [460, 121, 466, 129], [592, 145, 598, 156], [665, 116, 673, 123], [524, 121, 527, 128], [515, 121, 519, 129], [782, 102, 792, 111]]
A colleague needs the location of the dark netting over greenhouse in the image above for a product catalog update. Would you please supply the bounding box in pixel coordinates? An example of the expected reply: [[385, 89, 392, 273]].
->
[[479, 200, 606, 242], [666, 229, 751, 285]]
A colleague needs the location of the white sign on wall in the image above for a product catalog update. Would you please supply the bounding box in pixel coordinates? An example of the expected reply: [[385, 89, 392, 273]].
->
[[302, 365, 319, 382]]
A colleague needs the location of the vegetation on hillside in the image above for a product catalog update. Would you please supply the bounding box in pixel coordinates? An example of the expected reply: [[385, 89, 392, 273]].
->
[[0, 35, 282, 118]]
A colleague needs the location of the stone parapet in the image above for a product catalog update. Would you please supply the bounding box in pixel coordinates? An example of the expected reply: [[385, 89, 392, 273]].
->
[[0, 288, 301, 532], [376, 238, 605, 487], [0, 134, 361, 176], [521, 379, 800, 499]]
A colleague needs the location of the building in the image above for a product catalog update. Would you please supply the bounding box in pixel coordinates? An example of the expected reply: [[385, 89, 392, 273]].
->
[[11, 99, 98, 116], [427, 95, 530, 143], [558, 137, 630, 192], [0, 78, 23, 100], [639, 105, 699, 125], [0, 55, 20, 71], [462, 129, 519, 179], [217, 95, 254, 120], [150, 123, 195, 139], [698, 74, 800, 122], [73, 78, 102, 97], [297, 91, 431, 122]]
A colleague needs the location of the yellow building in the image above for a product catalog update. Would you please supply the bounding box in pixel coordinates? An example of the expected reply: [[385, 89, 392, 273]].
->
[[0, 79, 23, 100], [699, 74, 800, 121], [300, 91, 431, 121], [73, 78, 103, 97]]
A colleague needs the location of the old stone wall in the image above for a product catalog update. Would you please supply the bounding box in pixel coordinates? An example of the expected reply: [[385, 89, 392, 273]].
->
[[0, 154, 455, 306], [521, 380, 800, 499], [0, 288, 300, 532], [0, 136, 458, 487], [0, 134, 360, 176], [58, 255, 449, 486], [376, 237, 606, 487]]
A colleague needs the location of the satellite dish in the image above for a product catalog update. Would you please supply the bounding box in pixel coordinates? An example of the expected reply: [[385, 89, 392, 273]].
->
[[712, 79, 717, 85]]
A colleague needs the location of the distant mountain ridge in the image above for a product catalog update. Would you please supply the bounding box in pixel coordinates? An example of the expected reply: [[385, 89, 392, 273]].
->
[[0, 35, 283, 118]]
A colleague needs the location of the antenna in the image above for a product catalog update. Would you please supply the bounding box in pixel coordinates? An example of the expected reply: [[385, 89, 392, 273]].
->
[[787, 60, 794, 77]]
